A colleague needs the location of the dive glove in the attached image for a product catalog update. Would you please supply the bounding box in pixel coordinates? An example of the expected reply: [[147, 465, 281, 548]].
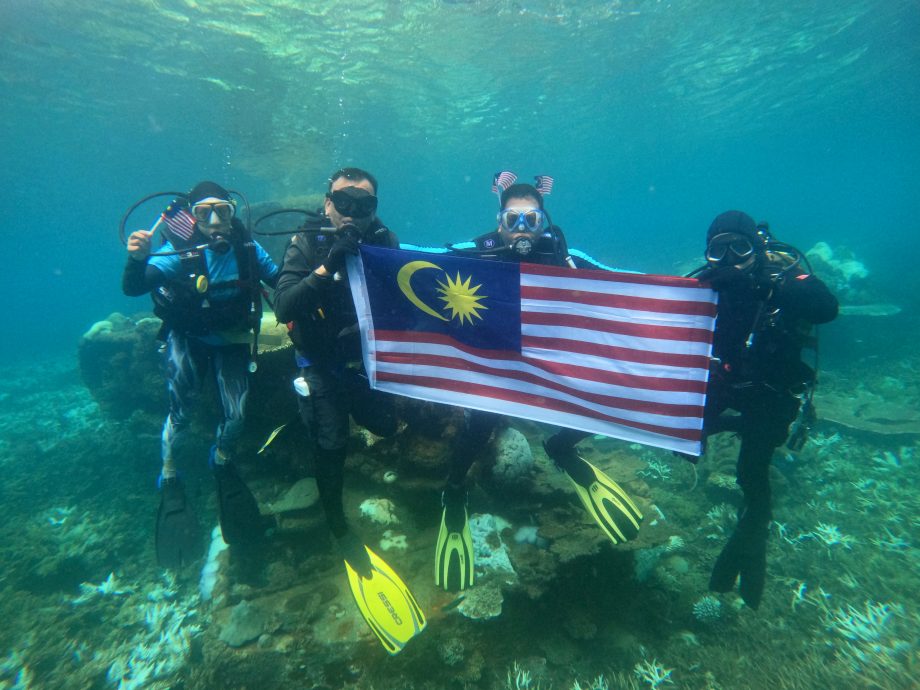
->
[[698, 265, 754, 291], [322, 230, 360, 274]]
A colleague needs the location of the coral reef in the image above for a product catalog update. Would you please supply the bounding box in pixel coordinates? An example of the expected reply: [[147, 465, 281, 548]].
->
[[491, 426, 535, 486], [358, 497, 399, 525], [379, 529, 408, 551], [469, 513, 515, 577], [459, 580, 506, 621], [691, 595, 722, 623], [805, 242, 870, 303], [3, 322, 920, 689]]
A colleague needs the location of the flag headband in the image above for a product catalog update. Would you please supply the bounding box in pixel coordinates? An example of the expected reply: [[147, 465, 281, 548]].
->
[[491, 171, 555, 202]]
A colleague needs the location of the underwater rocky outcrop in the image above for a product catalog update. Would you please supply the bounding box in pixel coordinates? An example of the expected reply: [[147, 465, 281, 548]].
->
[[805, 242, 870, 303]]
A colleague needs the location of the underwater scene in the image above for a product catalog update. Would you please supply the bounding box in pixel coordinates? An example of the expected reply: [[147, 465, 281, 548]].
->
[[1, 1, 919, 688]]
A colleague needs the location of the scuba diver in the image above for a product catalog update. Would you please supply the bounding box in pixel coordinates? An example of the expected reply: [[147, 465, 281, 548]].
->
[[272, 168, 425, 654], [694, 210, 838, 608], [434, 173, 643, 593], [122, 180, 279, 569]]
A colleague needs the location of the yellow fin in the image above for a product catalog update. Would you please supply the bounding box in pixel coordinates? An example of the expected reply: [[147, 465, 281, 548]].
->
[[345, 545, 426, 654]]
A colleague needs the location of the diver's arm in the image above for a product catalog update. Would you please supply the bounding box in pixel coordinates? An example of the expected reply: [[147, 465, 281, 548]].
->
[[772, 274, 839, 324], [122, 257, 166, 296], [273, 237, 330, 322], [253, 241, 281, 289], [122, 229, 170, 296], [383, 228, 399, 248]]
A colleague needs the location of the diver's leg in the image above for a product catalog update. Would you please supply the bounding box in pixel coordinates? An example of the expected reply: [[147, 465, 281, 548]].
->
[[301, 367, 351, 536], [543, 427, 591, 470], [210, 344, 261, 545], [155, 332, 205, 566], [709, 433, 774, 607], [544, 427, 642, 544], [347, 369, 399, 439], [160, 332, 204, 478], [710, 388, 800, 607], [299, 367, 371, 572], [213, 344, 251, 461], [435, 409, 496, 591], [446, 409, 499, 486], [440, 409, 499, 522]]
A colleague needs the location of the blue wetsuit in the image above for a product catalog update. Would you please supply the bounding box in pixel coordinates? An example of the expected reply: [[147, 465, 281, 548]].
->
[[123, 226, 279, 469]]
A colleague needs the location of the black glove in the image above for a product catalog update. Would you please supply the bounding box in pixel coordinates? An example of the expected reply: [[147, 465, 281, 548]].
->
[[709, 511, 769, 608], [322, 230, 360, 274], [698, 265, 755, 291]]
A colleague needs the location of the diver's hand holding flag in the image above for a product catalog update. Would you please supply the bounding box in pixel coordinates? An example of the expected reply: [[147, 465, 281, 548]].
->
[[348, 246, 717, 455]]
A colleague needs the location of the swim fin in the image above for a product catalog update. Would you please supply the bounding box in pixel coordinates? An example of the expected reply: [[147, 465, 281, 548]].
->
[[562, 454, 643, 545], [155, 477, 202, 569], [435, 486, 475, 592], [212, 459, 263, 545], [344, 544, 427, 655]]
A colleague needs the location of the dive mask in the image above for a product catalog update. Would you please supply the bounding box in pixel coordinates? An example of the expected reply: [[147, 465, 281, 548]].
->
[[706, 232, 756, 265], [327, 187, 378, 218], [500, 207, 544, 233], [190, 201, 235, 223]]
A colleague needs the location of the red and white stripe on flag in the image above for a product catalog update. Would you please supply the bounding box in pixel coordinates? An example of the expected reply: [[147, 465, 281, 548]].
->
[[162, 207, 196, 240], [352, 258, 717, 456]]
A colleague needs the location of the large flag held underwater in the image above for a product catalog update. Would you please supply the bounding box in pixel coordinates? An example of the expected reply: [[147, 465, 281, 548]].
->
[[348, 246, 718, 455]]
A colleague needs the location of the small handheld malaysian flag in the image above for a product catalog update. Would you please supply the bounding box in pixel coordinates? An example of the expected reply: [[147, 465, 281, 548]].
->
[[160, 200, 196, 241], [491, 171, 518, 200], [534, 175, 554, 196]]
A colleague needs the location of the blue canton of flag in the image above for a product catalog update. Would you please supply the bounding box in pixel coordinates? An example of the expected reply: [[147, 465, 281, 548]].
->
[[353, 245, 521, 352]]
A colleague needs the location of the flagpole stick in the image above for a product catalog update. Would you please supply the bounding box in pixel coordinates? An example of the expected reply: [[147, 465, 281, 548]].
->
[[150, 216, 166, 236]]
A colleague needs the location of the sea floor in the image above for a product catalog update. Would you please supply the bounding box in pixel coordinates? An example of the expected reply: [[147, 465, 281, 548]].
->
[[0, 355, 917, 690]]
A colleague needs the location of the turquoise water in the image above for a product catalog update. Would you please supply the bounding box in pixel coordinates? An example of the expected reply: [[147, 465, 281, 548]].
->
[[1, 1, 918, 688], [2, 0, 918, 361]]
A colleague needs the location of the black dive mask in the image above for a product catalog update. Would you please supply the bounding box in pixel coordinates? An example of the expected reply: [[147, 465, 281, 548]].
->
[[706, 233, 758, 267], [327, 188, 378, 218]]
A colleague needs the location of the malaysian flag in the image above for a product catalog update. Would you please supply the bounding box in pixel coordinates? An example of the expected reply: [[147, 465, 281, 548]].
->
[[491, 170, 518, 196], [534, 175, 554, 196], [349, 246, 717, 455], [160, 200, 196, 241]]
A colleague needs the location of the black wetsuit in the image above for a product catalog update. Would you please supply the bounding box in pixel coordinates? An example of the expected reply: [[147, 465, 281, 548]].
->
[[273, 218, 400, 539], [701, 262, 838, 608]]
